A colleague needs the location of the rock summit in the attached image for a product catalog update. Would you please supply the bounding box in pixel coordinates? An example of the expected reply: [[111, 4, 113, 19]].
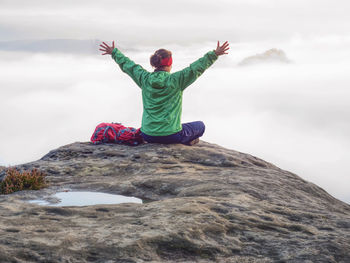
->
[[0, 141, 349, 262]]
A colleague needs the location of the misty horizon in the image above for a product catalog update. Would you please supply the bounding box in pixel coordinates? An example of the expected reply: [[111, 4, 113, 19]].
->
[[1, 0, 349, 204]]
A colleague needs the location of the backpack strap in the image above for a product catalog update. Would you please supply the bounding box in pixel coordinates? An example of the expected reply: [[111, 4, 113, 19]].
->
[[103, 126, 118, 143], [92, 126, 106, 141]]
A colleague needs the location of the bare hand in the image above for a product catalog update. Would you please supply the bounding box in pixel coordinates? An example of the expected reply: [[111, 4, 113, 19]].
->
[[99, 41, 115, 55], [215, 41, 230, 56]]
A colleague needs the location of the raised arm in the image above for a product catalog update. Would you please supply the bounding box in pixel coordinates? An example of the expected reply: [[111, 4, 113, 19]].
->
[[214, 41, 230, 56], [99, 41, 149, 88], [172, 41, 230, 91]]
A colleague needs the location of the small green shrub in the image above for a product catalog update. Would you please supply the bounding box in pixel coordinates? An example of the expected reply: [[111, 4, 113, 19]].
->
[[0, 168, 48, 194]]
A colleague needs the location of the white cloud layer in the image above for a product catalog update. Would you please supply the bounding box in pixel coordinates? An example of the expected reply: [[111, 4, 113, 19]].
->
[[0, 0, 349, 204], [1, 0, 350, 44], [1, 38, 350, 203]]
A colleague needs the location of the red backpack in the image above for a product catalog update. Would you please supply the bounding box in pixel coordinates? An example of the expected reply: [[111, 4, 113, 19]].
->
[[90, 123, 144, 146]]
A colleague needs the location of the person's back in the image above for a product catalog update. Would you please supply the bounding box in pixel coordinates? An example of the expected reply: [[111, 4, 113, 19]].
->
[[99, 40, 229, 145], [142, 70, 182, 136]]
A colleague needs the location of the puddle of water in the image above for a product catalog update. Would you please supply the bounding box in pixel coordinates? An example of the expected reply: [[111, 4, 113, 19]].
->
[[28, 191, 143, 206]]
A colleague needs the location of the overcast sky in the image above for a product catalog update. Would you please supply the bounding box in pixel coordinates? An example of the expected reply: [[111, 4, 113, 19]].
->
[[1, 0, 349, 44], [0, 0, 349, 204]]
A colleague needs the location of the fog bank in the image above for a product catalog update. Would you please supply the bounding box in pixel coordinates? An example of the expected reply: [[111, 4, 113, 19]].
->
[[1, 38, 350, 204]]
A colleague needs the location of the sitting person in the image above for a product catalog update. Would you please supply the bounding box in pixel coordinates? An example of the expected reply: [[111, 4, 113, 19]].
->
[[99, 40, 229, 145]]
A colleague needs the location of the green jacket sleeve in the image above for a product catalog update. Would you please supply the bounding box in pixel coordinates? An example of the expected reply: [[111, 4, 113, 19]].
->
[[111, 48, 149, 88], [172, 50, 218, 91]]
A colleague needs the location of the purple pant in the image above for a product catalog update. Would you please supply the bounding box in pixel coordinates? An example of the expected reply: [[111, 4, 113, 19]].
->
[[141, 121, 205, 145]]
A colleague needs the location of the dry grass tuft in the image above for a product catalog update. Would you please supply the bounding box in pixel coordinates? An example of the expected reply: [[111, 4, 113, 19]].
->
[[0, 168, 48, 194]]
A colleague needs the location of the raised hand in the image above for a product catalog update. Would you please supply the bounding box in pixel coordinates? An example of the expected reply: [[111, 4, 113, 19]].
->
[[215, 41, 230, 56], [99, 41, 115, 55]]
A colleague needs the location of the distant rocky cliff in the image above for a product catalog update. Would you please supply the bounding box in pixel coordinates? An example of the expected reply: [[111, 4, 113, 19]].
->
[[238, 48, 291, 66], [0, 141, 349, 262]]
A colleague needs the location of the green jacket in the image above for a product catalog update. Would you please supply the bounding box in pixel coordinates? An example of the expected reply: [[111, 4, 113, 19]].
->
[[111, 48, 218, 136]]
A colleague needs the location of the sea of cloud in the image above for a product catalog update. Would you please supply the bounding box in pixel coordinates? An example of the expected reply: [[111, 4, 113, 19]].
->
[[0, 36, 349, 204], [1, 0, 349, 45]]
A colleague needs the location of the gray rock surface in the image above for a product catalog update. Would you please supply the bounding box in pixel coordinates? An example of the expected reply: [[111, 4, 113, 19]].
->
[[0, 141, 349, 262]]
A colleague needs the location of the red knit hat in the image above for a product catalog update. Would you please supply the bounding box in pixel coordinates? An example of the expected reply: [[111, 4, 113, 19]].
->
[[160, 57, 172, 67]]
